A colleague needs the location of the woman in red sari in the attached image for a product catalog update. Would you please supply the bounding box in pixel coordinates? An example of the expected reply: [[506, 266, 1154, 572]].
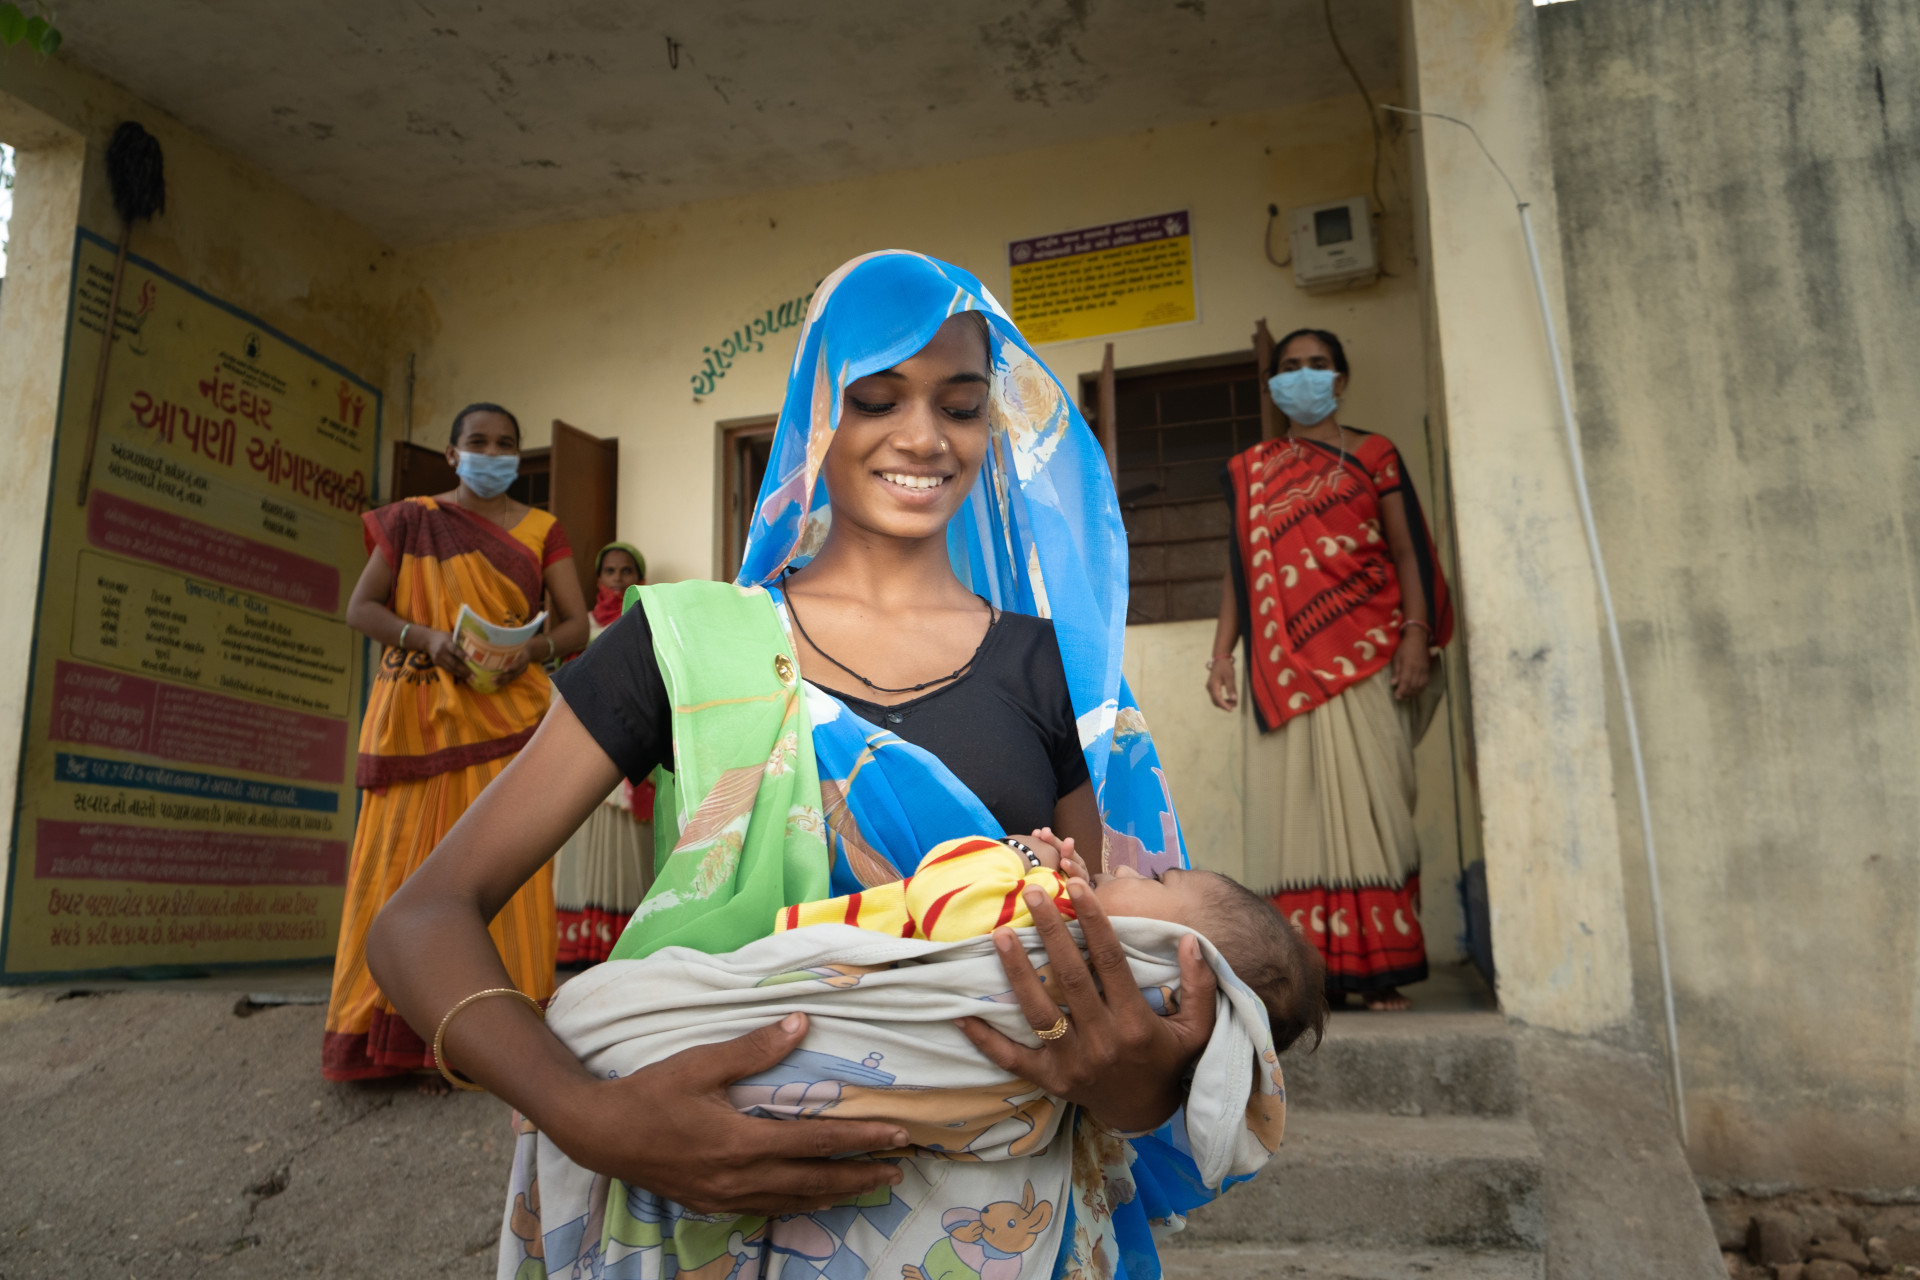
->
[[1206, 330, 1453, 1011]]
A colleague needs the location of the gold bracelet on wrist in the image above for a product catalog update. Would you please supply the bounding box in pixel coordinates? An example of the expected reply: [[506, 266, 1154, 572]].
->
[[433, 986, 545, 1092]]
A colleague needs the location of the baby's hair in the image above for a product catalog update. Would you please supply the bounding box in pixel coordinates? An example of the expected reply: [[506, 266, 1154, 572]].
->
[[1198, 872, 1329, 1053]]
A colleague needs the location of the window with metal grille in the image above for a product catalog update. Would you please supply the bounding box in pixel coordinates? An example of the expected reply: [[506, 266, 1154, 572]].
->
[[1087, 357, 1263, 624]]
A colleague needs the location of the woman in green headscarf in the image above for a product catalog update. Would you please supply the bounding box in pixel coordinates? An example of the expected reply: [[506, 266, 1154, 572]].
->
[[552, 541, 653, 964]]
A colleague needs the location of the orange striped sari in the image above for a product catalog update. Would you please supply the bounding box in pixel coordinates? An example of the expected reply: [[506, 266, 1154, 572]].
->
[[323, 497, 570, 1081]]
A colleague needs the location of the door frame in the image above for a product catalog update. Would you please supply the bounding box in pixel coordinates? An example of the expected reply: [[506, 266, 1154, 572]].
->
[[714, 414, 778, 581]]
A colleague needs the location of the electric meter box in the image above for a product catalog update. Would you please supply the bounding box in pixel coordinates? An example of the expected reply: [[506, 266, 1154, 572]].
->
[[1288, 197, 1378, 293]]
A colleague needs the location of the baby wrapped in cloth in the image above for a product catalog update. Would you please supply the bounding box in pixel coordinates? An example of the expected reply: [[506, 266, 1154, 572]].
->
[[501, 837, 1312, 1280]]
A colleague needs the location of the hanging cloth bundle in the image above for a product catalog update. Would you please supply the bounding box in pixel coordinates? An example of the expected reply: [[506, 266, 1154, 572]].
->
[[76, 120, 166, 506]]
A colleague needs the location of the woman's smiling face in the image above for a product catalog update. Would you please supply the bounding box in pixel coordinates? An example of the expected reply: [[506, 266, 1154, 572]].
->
[[820, 313, 993, 544]]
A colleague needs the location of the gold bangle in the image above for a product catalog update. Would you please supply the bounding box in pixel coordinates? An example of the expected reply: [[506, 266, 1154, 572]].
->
[[433, 987, 545, 1092]]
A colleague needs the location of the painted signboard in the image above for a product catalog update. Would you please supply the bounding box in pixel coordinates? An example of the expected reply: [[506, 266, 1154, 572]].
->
[[2, 230, 379, 979], [1007, 211, 1197, 345]]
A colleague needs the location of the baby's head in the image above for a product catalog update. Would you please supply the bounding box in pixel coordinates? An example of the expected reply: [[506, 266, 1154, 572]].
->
[[1092, 866, 1328, 1053]]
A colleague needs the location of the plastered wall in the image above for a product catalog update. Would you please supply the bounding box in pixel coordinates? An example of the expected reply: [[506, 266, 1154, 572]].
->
[[1538, 0, 1920, 1188], [1403, 0, 1634, 1035], [0, 49, 397, 390], [394, 93, 1470, 956], [0, 47, 397, 881]]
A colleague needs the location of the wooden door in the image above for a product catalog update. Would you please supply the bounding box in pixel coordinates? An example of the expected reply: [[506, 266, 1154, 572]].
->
[[390, 440, 455, 501], [549, 419, 619, 603]]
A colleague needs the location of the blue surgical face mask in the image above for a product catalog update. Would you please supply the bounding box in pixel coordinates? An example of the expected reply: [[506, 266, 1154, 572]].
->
[[1268, 367, 1340, 428], [455, 450, 520, 499]]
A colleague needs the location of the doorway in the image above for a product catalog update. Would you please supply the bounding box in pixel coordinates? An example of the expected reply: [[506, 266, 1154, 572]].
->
[[717, 415, 777, 582], [389, 418, 619, 610], [1086, 343, 1481, 982]]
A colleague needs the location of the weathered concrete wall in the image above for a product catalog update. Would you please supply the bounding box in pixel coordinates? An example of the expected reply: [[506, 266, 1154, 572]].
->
[[0, 49, 397, 386], [1537, 0, 1920, 1187], [1404, 0, 1635, 1035], [393, 91, 1470, 954]]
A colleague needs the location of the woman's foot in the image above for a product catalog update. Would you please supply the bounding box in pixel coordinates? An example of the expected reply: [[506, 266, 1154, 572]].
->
[[1362, 988, 1411, 1012], [417, 1071, 453, 1096]]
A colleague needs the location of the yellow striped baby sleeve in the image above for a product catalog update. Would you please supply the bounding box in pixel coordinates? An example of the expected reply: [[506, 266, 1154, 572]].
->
[[776, 880, 913, 937], [903, 837, 1073, 940]]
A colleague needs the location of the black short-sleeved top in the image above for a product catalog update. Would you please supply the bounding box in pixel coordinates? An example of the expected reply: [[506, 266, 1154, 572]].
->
[[555, 603, 1090, 837]]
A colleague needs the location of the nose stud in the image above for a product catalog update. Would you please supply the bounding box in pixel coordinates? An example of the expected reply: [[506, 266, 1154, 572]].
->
[[939, 438, 949, 452]]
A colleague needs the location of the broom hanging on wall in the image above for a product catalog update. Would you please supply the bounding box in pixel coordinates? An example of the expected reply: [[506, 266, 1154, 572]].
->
[[76, 121, 165, 506]]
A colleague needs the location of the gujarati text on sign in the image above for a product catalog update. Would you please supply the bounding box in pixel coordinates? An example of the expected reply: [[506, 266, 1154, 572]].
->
[[1007, 211, 1197, 345], [2, 232, 378, 978]]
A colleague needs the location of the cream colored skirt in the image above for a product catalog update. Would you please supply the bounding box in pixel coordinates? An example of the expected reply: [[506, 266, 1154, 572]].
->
[[1243, 667, 1433, 992], [553, 793, 653, 965]]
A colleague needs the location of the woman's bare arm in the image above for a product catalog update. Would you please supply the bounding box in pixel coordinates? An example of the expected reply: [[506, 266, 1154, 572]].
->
[[1050, 780, 1102, 872], [1207, 569, 1239, 710], [541, 559, 591, 658], [344, 546, 470, 679], [1378, 491, 1433, 700], [365, 700, 908, 1214]]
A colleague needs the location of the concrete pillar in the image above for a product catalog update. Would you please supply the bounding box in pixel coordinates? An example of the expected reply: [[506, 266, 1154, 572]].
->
[[0, 94, 84, 855], [1403, 0, 1633, 1033]]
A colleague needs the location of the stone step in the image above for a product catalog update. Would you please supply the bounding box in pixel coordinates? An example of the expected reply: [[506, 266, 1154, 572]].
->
[[1160, 1244, 1543, 1280], [1279, 1011, 1522, 1117], [1180, 1110, 1547, 1251]]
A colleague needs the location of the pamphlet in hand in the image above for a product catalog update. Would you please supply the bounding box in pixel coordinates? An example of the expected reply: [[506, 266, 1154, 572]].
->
[[454, 604, 547, 694]]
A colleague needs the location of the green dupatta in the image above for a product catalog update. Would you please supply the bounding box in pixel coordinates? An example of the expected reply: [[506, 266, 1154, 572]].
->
[[606, 581, 829, 962]]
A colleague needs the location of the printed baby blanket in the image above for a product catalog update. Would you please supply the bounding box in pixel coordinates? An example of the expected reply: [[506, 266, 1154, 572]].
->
[[498, 918, 1286, 1280]]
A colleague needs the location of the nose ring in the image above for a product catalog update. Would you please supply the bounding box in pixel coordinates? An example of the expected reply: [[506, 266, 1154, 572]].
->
[[939, 438, 949, 452]]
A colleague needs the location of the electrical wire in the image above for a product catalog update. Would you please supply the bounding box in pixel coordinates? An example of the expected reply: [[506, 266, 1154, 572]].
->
[[1324, 0, 1383, 217], [1382, 102, 1688, 1146]]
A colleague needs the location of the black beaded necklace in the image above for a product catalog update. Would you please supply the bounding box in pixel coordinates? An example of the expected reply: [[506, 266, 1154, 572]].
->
[[785, 588, 997, 696]]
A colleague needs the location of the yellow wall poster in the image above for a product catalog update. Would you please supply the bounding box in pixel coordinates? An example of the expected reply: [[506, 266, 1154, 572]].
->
[[1006, 210, 1197, 345], [2, 230, 380, 979]]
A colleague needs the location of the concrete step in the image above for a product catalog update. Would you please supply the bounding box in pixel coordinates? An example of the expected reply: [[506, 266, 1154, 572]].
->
[[1181, 1111, 1546, 1251], [1160, 1244, 1543, 1280], [1280, 1011, 1522, 1117]]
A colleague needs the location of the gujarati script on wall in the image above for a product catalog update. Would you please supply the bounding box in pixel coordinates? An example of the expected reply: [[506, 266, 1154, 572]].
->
[[2, 231, 379, 978], [1007, 211, 1197, 345]]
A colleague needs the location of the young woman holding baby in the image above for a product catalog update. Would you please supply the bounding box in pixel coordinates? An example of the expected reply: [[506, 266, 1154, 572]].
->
[[368, 252, 1295, 1276]]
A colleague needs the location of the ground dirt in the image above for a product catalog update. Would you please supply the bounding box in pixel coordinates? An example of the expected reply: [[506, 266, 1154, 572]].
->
[[1705, 1188, 1920, 1280], [0, 984, 511, 1278]]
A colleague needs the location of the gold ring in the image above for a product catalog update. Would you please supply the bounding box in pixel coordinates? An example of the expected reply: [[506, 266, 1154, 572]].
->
[[1036, 1014, 1070, 1041]]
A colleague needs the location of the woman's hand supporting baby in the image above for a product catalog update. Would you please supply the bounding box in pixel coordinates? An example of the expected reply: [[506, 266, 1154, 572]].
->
[[534, 1011, 910, 1217], [954, 874, 1217, 1135]]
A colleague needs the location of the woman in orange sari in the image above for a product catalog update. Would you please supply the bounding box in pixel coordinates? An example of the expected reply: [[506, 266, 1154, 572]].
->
[[323, 403, 589, 1082]]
